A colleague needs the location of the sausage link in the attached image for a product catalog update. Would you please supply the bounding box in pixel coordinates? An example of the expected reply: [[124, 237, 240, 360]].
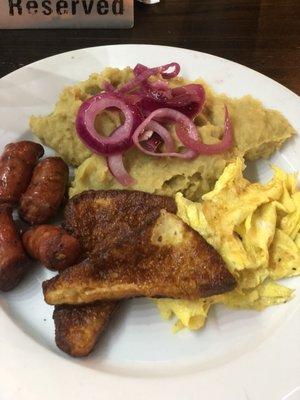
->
[[0, 204, 29, 291], [0, 141, 44, 205], [23, 225, 82, 271], [19, 157, 69, 225]]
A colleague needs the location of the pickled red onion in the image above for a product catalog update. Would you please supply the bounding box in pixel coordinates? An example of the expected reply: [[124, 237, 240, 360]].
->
[[141, 121, 175, 153], [141, 133, 163, 153], [118, 62, 180, 94], [132, 109, 198, 159], [132, 64, 204, 118], [133, 107, 233, 157], [107, 154, 135, 186], [176, 105, 233, 154], [75, 92, 142, 155], [139, 83, 205, 119]]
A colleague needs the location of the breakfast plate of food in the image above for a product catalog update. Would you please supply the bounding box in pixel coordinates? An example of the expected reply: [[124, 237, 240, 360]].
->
[[0, 44, 299, 400]]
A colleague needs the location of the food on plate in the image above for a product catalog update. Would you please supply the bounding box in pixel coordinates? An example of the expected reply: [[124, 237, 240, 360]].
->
[[0, 204, 29, 291], [0, 141, 78, 289], [156, 298, 212, 332], [0, 141, 44, 205], [1, 61, 299, 357], [156, 280, 294, 332], [63, 189, 176, 257], [22, 225, 82, 271], [155, 158, 300, 330], [29, 64, 294, 200], [43, 190, 236, 305], [19, 157, 69, 225], [53, 300, 118, 357]]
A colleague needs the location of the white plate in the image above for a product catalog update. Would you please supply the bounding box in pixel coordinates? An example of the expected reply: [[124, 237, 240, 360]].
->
[[0, 45, 299, 400]]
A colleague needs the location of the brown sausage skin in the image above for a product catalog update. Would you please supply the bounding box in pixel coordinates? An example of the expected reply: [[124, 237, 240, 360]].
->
[[0, 204, 29, 291], [0, 141, 44, 205], [23, 225, 82, 271], [19, 157, 69, 225]]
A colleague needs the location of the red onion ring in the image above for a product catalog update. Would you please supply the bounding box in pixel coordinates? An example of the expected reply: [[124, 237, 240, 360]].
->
[[75, 92, 142, 155], [107, 153, 135, 186], [176, 105, 233, 154]]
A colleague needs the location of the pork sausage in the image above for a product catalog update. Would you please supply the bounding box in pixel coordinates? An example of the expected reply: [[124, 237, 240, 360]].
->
[[23, 225, 82, 271], [0, 204, 29, 291], [0, 141, 44, 205], [19, 157, 69, 225]]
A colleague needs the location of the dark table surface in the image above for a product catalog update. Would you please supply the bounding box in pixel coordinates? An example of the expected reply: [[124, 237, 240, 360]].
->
[[1, 0, 299, 94]]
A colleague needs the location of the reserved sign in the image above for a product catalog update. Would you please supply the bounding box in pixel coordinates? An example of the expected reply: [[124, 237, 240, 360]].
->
[[0, 0, 133, 28]]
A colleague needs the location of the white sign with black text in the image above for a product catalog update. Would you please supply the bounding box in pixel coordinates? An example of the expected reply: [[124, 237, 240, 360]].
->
[[0, 0, 133, 28]]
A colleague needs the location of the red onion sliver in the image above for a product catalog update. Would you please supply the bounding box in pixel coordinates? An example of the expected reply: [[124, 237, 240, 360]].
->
[[132, 109, 198, 159], [146, 121, 175, 152], [103, 81, 115, 92], [107, 153, 135, 186], [161, 63, 180, 79], [122, 63, 203, 118], [151, 80, 170, 91], [133, 63, 180, 80], [133, 63, 148, 76], [133, 64, 173, 100], [141, 133, 163, 153], [176, 105, 233, 154], [118, 63, 180, 94], [139, 83, 205, 119], [124, 93, 144, 106]]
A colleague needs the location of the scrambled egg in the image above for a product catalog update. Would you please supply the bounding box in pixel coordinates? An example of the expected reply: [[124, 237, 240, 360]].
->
[[156, 158, 300, 331]]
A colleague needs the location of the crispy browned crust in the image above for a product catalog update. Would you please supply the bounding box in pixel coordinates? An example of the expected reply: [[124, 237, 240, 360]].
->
[[53, 301, 118, 357], [44, 243, 235, 304], [63, 190, 177, 258], [43, 190, 236, 305]]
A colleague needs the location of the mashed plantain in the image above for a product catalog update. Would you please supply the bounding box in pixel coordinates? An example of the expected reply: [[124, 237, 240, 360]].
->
[[29, 67, 295, 200]]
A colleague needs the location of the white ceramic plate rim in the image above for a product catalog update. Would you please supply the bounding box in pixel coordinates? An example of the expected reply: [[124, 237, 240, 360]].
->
[[0, 44, 299, 400]]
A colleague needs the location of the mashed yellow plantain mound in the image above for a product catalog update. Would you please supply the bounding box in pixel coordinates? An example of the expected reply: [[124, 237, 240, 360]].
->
[[29, 67, 295, 200], [156, 159, 300, 331]]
